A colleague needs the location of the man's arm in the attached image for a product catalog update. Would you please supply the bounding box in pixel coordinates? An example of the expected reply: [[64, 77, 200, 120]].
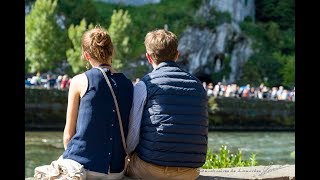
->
[[126, 81, 147, 153]]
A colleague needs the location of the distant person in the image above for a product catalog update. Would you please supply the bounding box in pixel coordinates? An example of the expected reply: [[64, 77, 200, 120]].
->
[[46, 74, 56, 89], [224, 84, 232, 97], [133, 78, 140, 85], [30, 72, 41, 86], [56, 75, 63, 89], [290, 87, 295, 102], [276, 86, 284, 100], [202, 81, 207, 91], [213, 82, 221, 97], [126, 29, 208, 180], [207, 82, 214, 96], [34, 26, 133, 179], [60, 74, 69, 90], [262, 86, 269, 99], [270, 87, 278, 100]]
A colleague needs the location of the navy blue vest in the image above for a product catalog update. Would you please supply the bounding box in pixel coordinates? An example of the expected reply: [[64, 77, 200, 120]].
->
[[62, 68, 133, 174], [136, 61, 208, 168]]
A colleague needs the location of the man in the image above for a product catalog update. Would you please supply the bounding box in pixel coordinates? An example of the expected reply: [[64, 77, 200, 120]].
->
[[126, 29, 208, 179]]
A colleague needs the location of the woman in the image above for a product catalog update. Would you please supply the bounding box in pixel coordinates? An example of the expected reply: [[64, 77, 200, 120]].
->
[[35, 26, 133, 180], [62, 27, 133, 179], [63, 26, 133, 179]]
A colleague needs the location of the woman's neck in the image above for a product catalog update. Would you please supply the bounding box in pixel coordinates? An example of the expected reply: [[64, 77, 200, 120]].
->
[[91, 62, 117, 74], [98, 63, 111, 67], [90, 61, 111, 68]]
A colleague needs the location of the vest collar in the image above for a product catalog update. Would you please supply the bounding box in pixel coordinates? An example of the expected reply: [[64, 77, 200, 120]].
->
[[154, 60, 178, 71]]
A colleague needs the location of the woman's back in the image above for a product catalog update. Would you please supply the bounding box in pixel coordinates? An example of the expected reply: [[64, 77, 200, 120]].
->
[[63, 67, 133, 174]]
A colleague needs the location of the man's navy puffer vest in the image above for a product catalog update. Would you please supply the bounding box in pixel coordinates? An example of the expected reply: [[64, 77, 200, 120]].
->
[[63, 67, 133, 174], [136, 61, 208, 168]]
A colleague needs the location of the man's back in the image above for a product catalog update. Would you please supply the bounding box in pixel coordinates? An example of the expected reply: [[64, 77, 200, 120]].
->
[[136, 60, 208, 168]]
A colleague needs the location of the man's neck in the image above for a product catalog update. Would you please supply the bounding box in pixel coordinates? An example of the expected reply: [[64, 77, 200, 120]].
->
[[152, 63, 158, 70], [152, 60, 176, 70]]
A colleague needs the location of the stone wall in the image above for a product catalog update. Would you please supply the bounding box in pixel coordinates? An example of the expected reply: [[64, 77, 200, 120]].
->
[[208, 96, 295, 131], [25, 89, 295, 131], [25, 88, 68, 130]]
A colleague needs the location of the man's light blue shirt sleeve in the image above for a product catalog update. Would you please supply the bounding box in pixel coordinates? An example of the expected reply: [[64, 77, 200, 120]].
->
[[126, 81, 147, 153]]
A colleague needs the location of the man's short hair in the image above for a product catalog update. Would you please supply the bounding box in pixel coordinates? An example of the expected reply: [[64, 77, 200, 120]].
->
[[144, 29, 178, 64]]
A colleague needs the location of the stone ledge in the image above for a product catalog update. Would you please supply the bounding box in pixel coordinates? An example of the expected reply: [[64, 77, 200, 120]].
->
[[197, 165, 295, 180], [26, 164, 295, 180]]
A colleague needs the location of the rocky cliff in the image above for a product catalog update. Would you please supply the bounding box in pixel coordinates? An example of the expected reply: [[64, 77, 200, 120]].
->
[[177, 0, 255, 84]]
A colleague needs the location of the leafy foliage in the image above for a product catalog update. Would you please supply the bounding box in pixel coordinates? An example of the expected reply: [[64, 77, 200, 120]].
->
[[202, 145, 258, 169], [107, 9, 132, 70], [255, 0, 295, 30], [56, 0, 99, 28], [94, 0, 201, 59], [239, 18, 295, 87], [238, 53, 283, 87], [66, 19, 94, 74], [25, 0, 67, 73], [273, 52, 295, 88], [132, 64, 150, 80]]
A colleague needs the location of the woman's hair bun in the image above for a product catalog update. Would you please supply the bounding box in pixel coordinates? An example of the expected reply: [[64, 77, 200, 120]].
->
[[90, 30, 111, 47]]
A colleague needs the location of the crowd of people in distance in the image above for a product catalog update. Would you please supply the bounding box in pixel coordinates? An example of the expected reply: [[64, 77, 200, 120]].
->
[[203, 82, 295, 102], [25, 72, 295, 102], [25, 72, 71, 90]]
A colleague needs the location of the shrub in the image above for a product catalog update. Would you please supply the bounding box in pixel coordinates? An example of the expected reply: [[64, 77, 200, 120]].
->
[[202, 145, 258, 169]]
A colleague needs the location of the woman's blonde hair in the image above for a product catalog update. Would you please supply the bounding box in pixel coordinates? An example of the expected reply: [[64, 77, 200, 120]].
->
[[144, 29, 178, 64], [81, 26, 114, 65]]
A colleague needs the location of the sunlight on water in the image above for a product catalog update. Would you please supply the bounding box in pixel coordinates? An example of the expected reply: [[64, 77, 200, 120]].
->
[[25, 131, 294, 178], [206, 132, 295, 166]]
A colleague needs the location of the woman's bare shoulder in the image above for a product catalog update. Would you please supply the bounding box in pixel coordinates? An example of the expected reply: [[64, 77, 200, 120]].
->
[[70, 73, 86, 82], [72, 73, 87, 82], [71, 73, 88, 97], [69, 73, 87, 89]]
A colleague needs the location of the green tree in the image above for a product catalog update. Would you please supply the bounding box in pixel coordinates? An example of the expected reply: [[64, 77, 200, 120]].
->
[[279, 28, 295, 55], [107, 9, 132, 70], [238, 53, 283, 87], [57, 0, 98, 28], [263, 21, 295, 55], [264, 22, 281, 47], [273, 52, 295, 88], [255, 0, 295, 30], [66, 19, 94, 74], [25, 0, 67, 73], [239, 20, 295, 87], [238, 60, 262, 87]]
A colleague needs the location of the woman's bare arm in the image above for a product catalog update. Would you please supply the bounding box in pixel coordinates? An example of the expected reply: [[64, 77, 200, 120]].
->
[[63, 73, 87, 149]]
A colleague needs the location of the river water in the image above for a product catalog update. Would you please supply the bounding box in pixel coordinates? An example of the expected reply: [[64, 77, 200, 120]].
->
[[25, 131, 295, 178]]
